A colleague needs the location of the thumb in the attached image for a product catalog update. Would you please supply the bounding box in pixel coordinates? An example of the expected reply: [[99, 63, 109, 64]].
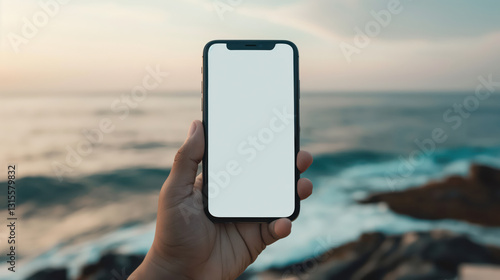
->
[[168, 120, 205, 187]]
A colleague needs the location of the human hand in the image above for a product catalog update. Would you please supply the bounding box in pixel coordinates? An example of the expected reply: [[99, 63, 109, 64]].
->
[[130, 120, 313, 280]]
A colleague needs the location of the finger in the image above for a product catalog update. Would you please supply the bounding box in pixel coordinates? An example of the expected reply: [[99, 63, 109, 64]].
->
[[297, 151, 313, 173], [167, 120, 205, 189], [260, 218, 292, 246], [193, 173, 203, 190], [297, 178, 313, 200]]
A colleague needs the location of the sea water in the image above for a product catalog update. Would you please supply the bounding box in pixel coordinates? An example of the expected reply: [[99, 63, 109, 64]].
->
[[1, 92, 500, 279]]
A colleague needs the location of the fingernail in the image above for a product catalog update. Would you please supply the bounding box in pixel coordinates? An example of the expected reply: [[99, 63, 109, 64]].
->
[[188, 121, 197, 138]]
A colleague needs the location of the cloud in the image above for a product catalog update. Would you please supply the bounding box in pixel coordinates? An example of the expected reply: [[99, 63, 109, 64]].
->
[[236, 0, 500, 41], [1, 0, 499, 93]]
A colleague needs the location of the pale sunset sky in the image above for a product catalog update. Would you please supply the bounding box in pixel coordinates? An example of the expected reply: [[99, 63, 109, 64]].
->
[[1, 0, 499, 94]]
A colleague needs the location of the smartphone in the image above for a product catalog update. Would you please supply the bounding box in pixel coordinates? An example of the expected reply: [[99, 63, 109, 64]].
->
[[202, 40, 299, 222]]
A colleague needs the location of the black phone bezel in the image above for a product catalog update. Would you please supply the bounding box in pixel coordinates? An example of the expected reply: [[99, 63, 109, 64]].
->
[[202, 40, 300, 223]]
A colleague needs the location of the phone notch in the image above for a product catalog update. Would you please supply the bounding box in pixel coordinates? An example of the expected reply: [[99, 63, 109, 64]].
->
[[226, 41, 276, 50]]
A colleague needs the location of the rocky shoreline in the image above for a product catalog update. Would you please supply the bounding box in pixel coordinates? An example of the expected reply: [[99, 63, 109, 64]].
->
[[27, 253, 145, 280], [27, 231, 500, 280], [27, 164, 500, 280], [360, 164, 500, 227], [260, 231, 500, 280]]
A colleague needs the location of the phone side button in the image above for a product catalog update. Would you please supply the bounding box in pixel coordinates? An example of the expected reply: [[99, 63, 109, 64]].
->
[[201, 96, 203, 111]]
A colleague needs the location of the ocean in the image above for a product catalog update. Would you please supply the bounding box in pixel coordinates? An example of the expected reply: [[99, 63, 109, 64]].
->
[[1, 92, 500, 279]]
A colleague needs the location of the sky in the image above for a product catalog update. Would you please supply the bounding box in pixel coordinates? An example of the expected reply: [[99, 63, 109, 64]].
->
[[0, 0, 500, 94]]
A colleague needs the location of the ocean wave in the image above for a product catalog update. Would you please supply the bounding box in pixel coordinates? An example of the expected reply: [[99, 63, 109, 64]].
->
[[2, 146, 500, 279]]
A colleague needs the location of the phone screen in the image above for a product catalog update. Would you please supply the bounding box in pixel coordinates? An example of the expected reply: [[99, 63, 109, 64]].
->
[[206, 42, 297, 219]]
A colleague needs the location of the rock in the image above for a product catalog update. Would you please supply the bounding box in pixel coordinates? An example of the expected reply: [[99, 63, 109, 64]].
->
[[359, 164, 500, 226], [460, 264, 500, 280], [470, 164, 500, 188], [25, 253, 145, 280], [77, 253, 145, 280], [263, 231, 500, 280], [26, 268, 68, 280]]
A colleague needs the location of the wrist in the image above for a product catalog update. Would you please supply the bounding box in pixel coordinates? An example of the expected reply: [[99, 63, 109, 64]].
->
[[129, 248, 191, 280]]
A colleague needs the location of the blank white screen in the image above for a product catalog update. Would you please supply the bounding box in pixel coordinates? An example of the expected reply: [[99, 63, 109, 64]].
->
[[207, 43, 295, 218]]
